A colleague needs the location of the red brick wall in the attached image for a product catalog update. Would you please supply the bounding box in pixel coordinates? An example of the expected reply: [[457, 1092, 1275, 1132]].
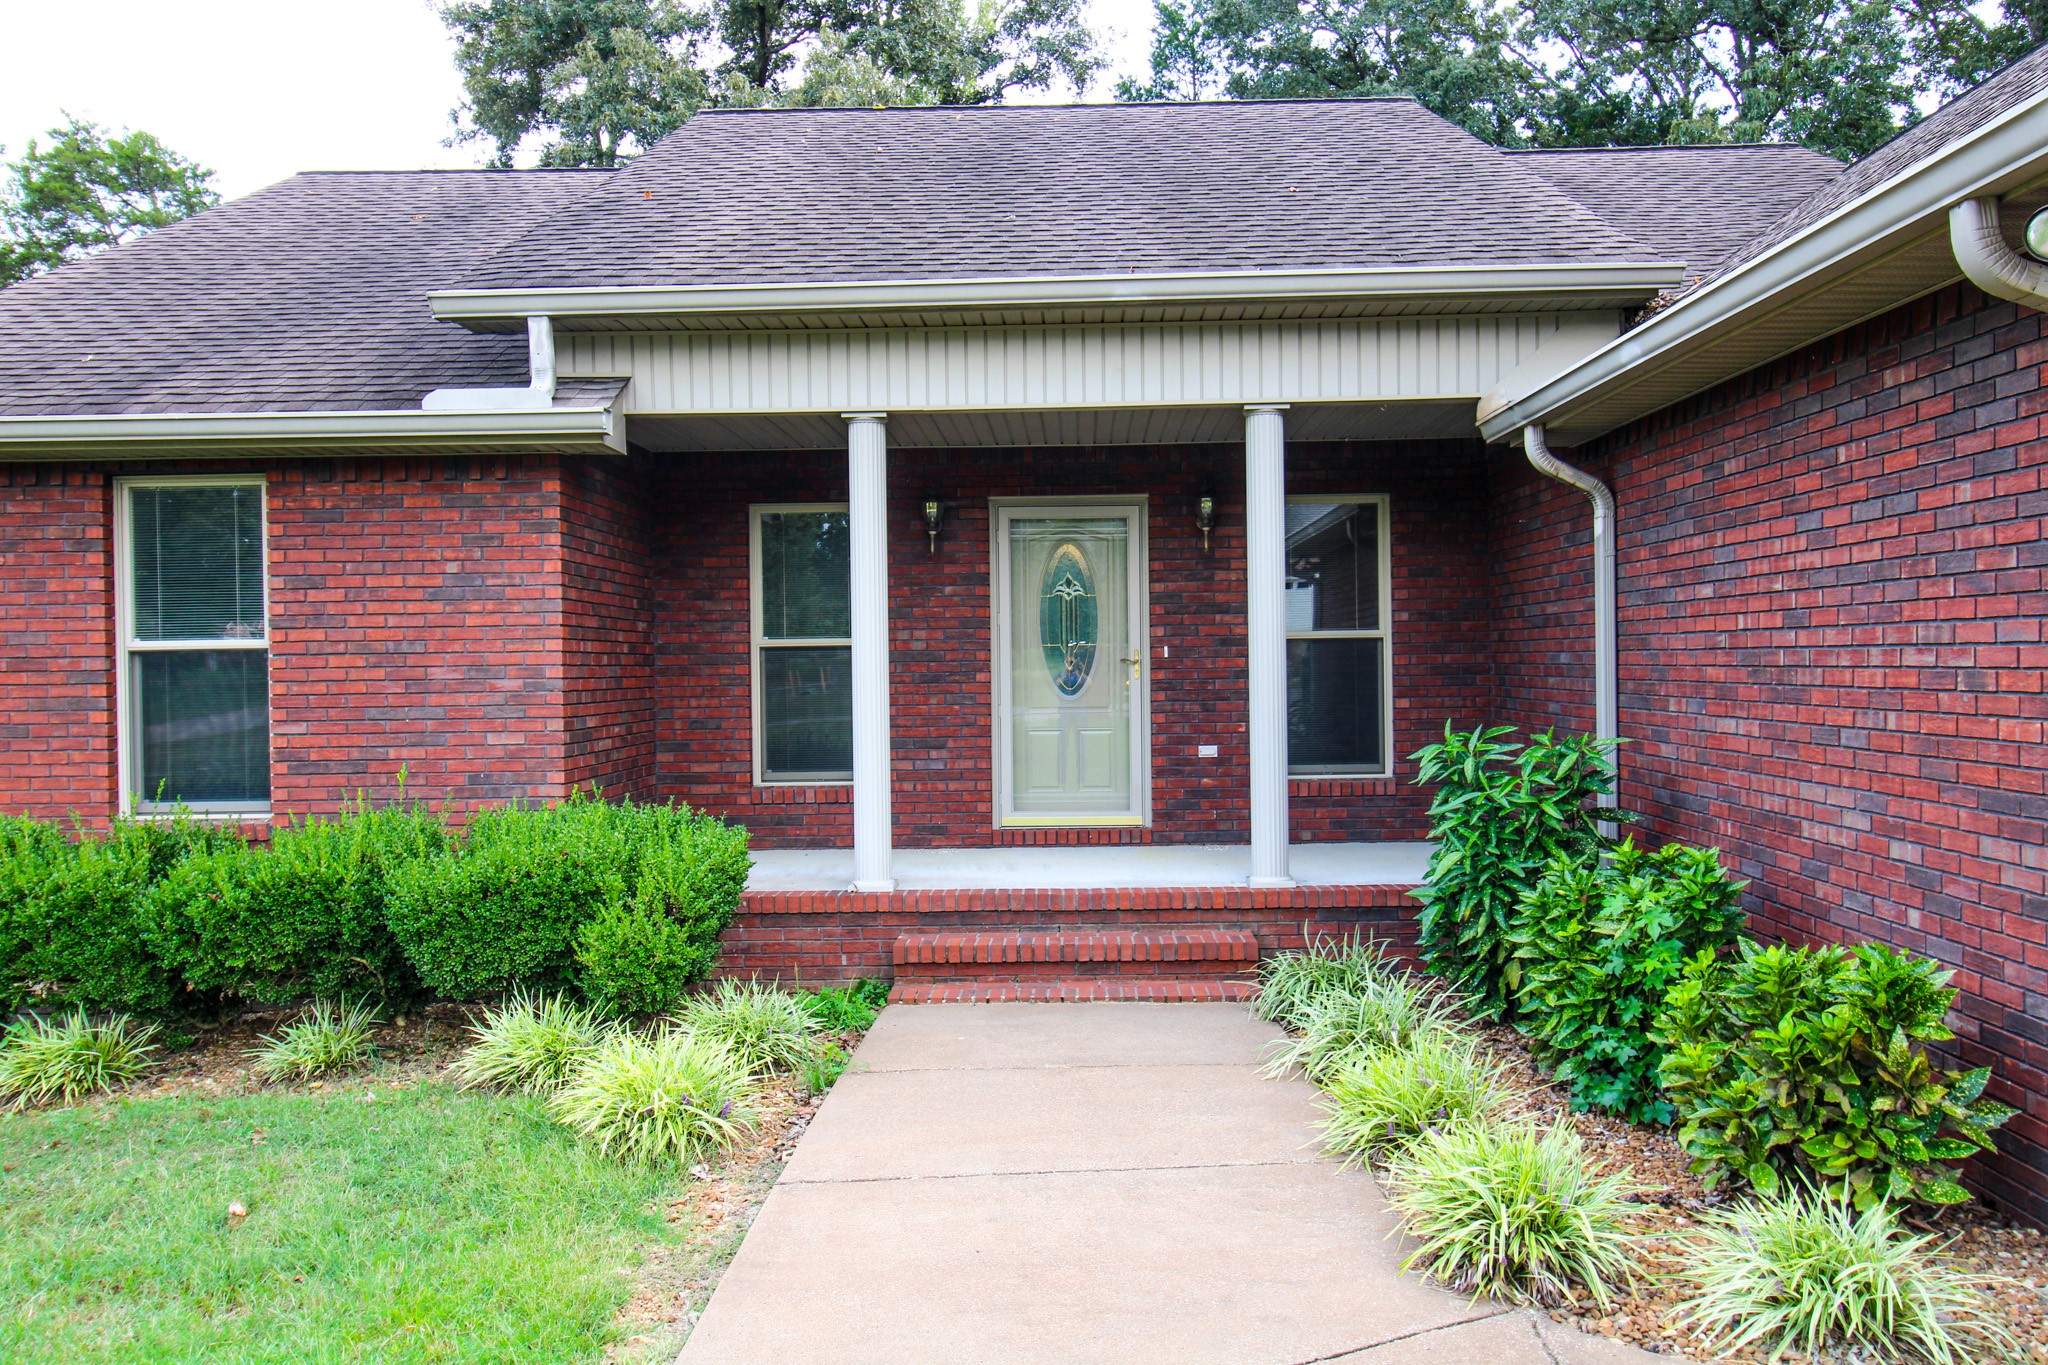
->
[[649, 440, 1495, 847], [1493, 282, 2048, 1224], [0, 468, 115, 819], [560, 455, 658, 798]]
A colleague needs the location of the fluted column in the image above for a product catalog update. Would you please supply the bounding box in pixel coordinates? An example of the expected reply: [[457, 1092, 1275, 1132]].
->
[[1245, 404, 1293, 888], [845, 412, 894, 892]]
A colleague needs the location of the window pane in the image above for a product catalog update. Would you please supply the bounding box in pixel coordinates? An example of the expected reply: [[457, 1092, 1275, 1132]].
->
[[134, 650, 271, 806], [1287, 637, 1384, 773], [759, 511, 850, 640], [1284, 502, 1378, 632], [130, 484, 266, 642], [761, 645, 852, 780]]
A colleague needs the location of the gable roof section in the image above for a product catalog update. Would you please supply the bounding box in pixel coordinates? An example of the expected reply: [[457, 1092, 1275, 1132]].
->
[[1509, 144, 1842, 284], [452, 100, 1670, 293], [0, 169, 607, 418]]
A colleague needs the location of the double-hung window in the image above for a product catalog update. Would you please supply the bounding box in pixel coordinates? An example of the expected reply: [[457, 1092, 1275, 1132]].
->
[[1284, 496, 1392, 777], [116, 477, 272, 816], [751, 504, 852, 783]]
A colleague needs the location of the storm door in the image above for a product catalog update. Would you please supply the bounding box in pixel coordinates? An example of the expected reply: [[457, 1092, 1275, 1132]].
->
[[992, 501, 1149, 827]]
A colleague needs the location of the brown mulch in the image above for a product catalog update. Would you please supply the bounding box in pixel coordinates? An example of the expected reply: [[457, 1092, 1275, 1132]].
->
[[111, 1002, 481, 1098], [1467, 1022, 2048, 1362]]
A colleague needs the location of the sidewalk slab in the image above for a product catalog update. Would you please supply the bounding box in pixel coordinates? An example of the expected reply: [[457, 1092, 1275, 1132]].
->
[[849, 999, 1281, 1071]]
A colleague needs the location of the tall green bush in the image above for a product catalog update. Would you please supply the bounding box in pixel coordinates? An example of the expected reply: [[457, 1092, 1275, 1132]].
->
[[1509, 839, 1746, 1123], [386, 794, 748, 1002], [0, 816, 68, 1012], [1654, 940, 2015, 1207], [145, 801, 445, 1003], [1409, 724, 1617, 1019]]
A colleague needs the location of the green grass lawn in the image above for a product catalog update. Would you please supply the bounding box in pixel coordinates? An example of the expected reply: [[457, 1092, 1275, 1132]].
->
[[1, 1081, 683, 1364]]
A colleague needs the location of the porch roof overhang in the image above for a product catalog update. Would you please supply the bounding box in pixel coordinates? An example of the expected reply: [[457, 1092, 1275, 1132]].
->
[[0, 397, 629, 460], [426, 263, 1687, 335], [1477, 76, 2048, 447]]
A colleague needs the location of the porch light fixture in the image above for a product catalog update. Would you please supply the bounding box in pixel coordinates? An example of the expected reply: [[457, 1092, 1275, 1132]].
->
[[1194, 492, 1217, 551], [2027, 205, 2048, 261], [922, 497, 945, 554]]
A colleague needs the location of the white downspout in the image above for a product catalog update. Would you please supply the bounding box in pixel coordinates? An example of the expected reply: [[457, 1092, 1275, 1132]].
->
[[422, 315, 559, 411], [1949, 197, 2048, 308], [1523, 423, 1618, 810]]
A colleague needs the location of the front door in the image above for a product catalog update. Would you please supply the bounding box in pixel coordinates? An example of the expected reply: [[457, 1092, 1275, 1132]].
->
[[993, 501, 1148, 827]]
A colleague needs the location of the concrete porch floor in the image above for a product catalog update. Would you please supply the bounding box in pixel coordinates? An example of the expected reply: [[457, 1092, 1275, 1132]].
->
[[746, 841, 1434, 892]]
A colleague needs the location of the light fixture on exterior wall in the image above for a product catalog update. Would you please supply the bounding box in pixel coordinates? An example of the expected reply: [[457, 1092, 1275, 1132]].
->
[[2026, 206, 2048, 261], [922, 498, 945, 555], [1195, 492, 1217, 551]]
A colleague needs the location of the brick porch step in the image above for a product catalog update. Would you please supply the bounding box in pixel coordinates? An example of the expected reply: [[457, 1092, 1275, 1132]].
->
[[888, 979, 1257, 1004], [892, 929, 1258, 979]]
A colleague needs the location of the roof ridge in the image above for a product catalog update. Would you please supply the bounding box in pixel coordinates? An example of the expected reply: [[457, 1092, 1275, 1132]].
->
[[1505, 142, 1823, 154], [287, 167, 617, 176], [691, 96, 1422, 115]]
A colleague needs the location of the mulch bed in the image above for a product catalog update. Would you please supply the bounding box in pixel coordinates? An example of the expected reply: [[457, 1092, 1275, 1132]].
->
[[1466, 1022, 2048, 1362]]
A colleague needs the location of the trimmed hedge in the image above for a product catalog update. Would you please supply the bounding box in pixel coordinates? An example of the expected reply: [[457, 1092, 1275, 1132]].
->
[[0, 794, 749, 1016]]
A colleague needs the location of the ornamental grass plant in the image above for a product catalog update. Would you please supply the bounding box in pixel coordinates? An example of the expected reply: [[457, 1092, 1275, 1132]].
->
[[548, 1027, 759, 1166], [1682, 1188, 2016, 1364], [0, 1010, 159, 1105], [248, 998, 379, 1081], [1251, 934, 1406, 1030], [1261, 973, 1461, 1083], [675, 978, 818, 1076], [1384, 1119, 1637, 1307], [1318, 1030, 1514, 1160], [453, 990, 613, 1095]]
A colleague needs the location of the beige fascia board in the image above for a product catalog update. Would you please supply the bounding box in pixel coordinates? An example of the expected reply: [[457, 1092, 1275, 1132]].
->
[[1477, 84, 2048, 445], [428, 263, 1687, 330], [0, 403, 626, 458]]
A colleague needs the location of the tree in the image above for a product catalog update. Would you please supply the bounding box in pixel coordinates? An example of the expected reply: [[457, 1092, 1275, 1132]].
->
[[1119, 0, 2048, 159], [0, 117, 218, 287], [442, 0, 1105, 167]]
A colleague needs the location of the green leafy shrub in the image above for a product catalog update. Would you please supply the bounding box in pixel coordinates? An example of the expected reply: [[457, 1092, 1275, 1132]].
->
[[1654, 939, 2016, 1207], [1261, 973, 1459, 1082], [576, 903, 701, 1015], [0, 1010, 159, 1104], [6, 815, 241, 1015], [800, 1039, 850, 1096], [1682, 1188, 2016, 1364], [146, 800, 444, 1004], [549, 1027, 758, 1165], [1409, 724, 1618, 1020], [453, 990, 611, 1094], [1384, 1119, 1638, 1307], [1508, 839, 1746, 1123], [387, 794, 747, 1002], [0, 816, 69, 1011], [248, 998, 379, 1081], [802, 978, 891, 1033], [1251, 934, 1405, 1030], [1319, 1031, 1513, 1160], [676, 979, 817, 1076]]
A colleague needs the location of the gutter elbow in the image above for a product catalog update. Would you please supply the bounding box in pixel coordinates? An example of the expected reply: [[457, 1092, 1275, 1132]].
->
[[1522, 424, 1620, 778], [422, 315, 559, 412], [1950, 197, 2048, 308]]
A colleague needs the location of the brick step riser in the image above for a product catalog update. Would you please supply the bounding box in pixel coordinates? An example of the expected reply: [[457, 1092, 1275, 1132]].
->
[[890, 980, 1257, 1004], [896, 959, 1256, 982]]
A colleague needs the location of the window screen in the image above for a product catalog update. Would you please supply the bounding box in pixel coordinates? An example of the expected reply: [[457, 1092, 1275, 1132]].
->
[[1285, 500, 1389, 775], [755, 509, 853, 782]]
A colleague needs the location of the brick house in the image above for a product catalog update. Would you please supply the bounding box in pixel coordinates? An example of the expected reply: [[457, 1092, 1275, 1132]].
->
[[3, 53, 2046, 1216]]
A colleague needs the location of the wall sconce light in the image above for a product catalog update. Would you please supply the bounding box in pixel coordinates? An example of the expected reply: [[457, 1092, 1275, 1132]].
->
[[922, 498, 945, 555], [1194, 492, 1217, 551]]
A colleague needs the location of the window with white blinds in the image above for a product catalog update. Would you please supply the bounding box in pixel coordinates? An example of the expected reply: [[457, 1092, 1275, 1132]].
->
[[118, 479, 272, 814]]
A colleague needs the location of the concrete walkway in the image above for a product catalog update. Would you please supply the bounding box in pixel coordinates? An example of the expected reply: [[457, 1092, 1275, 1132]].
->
[[679, 1003, 1657, 1364]]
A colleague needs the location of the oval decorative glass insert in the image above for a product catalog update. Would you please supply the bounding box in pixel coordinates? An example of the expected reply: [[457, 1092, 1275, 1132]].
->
[[1039, 542, 1097, 698]]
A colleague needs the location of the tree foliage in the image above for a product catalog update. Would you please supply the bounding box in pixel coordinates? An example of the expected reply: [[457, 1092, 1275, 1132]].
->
[[1118, 0, 2048, 159], [0, 117, 218, 287], [441, 0, 1104, 167]]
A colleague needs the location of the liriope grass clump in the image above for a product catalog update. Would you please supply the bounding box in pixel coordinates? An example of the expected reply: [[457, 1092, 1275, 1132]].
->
[[1682, 1188, 2016, 1364], [1262, 974, 1461, 1082], [1251, 934, 1406, 1030], [676, 979, 817, 1076], [0, 1010, 159, 1105], [454, 990, 612, 1095], [549, 1027, 759, 1165], [249, 999, 379, 1081], [1319, 1031, 1513, 1160], [1384, 1119, 1637, 1307]]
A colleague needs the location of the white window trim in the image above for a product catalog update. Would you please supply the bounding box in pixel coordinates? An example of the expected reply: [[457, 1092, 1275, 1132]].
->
[[749, 502, 853, 786], [113, 474, 273, 819], [1285, 493, 1394, 781]]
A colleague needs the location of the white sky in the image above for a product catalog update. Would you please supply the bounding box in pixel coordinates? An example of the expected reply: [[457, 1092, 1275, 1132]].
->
[[0, 0, 1160, 201]]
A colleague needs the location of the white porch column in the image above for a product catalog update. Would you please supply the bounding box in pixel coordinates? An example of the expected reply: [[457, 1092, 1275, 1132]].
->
[[845, 413, 894, 892], [1245, 404, 1293, 888]]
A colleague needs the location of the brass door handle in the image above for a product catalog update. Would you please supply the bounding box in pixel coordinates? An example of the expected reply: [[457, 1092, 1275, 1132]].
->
[[1120, 654, 1142, 682]]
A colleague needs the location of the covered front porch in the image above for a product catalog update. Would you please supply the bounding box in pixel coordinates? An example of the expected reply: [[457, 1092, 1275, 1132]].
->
[[747, 840, 1433, 892]]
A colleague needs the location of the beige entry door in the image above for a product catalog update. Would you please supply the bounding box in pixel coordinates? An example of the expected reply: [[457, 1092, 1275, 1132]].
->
[[993, 501, 1149, 827]]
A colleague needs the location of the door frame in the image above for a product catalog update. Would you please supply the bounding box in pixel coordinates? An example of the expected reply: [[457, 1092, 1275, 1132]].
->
[[989, 496, 1151, 829]]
